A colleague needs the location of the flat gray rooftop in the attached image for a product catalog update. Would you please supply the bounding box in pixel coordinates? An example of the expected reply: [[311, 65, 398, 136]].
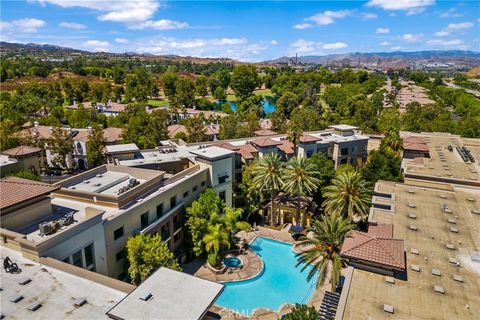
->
[[105, 143, 139, 153], [0, 247, 126, 319], [107, 267, 224, 320], [67, 171, 145, 195], [190, 146, 235, 160]]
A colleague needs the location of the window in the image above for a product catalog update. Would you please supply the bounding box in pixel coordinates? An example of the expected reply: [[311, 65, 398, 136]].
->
[[306, 150, 313, 157], [219, 191, 226, 202], [140, 212, 149, 230], [72, 250, 83, 267], [170, 196, 176, 209], [193, 186, 198, 193], [183, 191, 189, 198], [174, 232, 181, 243], [84, 243, 94, 268], [218, 175, 228, 184], [63, 257, 70, 264], [341, 148, 349, 156], [173, 215, 181, 231], [116, 249, 126, 262], [161, 224, 170, 240], [156, 203, 164, 219], [113, 226, 124, 240], [201, 181, 206, 187]]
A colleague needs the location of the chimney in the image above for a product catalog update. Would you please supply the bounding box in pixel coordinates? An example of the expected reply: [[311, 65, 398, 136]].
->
[[34, 121, 39, 127], [87, 126, 92, 133]]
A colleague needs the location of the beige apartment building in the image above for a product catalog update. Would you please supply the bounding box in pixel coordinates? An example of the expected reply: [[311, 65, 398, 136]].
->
[[0, 146, 235, 280]]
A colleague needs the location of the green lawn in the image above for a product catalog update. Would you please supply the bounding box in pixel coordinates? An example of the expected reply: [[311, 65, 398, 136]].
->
[[148, 99, 170, 107]]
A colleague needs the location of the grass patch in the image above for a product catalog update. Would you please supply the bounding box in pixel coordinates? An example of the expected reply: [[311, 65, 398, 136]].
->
[[148, 99, 170, 107]]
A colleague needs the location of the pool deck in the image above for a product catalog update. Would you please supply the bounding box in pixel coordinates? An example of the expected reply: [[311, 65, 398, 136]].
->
[[193, 226, 331, 319]]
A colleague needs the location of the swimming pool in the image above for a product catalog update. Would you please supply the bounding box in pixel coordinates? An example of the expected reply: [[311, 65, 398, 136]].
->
[[215, 237, 318, 314]]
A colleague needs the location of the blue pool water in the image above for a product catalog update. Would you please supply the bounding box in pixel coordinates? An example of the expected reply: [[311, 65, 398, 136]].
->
[[224, 257, 242, 268], [216, 237, 317, 313], [220, 97, 276, 113]]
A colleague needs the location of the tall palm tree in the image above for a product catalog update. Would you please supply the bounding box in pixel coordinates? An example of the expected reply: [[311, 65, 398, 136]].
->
[[381, 131, 403, 153], [287, 125, 302, 156], [203, 224, 230, 255], [252, 153, 284, 224], [283, 156, 320, 225], [322, 171, 371, 222], [295, 214, 352, 291]]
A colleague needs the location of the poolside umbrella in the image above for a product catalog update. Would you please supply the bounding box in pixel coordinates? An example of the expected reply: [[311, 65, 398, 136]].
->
[[290, 224, 304, 233]]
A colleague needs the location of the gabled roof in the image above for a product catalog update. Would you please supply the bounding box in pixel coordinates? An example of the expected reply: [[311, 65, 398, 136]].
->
[[167, 125, 187, 138], [214, 142, 239, 151], [403, 136, 427, 144], [205, 124, 220, 136], [2, 146, 41, 157], [299, 134, 322, 143], [254, 129, 277, 136], [236, 143, 258, 160], [368, 224, 394, 238], [0, 177, 60, 211], [403, 142, 429, 152], [251, 138, 282, 148], [341, 230, 405, 270]]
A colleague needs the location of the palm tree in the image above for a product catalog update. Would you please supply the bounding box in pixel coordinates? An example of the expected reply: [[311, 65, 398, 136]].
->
[[322, 171, 371, 222], [203, 223, 230, 256], [287, 125, 302, 156], [218, 207, 251, 242], [252, 153, 284, 224], [381, 131, 403, 153], [295, 214, 352, 291], [283, 156, 320, 225]]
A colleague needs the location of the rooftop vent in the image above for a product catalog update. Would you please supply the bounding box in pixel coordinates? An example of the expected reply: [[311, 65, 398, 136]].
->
[[74, 298, 87, 307], [19, 278, 31, 285], [27, 303, 42, 311], [409, 225, 418, 231], [84, 180, 90, 184], [434, 285, 445, 294], [411, 264, 420, 272], [93, 183, 101, 187], [139, 293, 153, 301], [410, 248, 419, 255], [448, 257, 459, 265], [383, 304, 394, 314], [10, 295, 24, 303], [450, 227, 458, 233], [431, 269, 441, 276], [408, 203, 416, 208], [453, 275, 464, 282], [446, 243, 455, 250], [447, 218, 456, 224], [408, 214, 417, 219], [96, 174, 103, 178], [385, 276, 395, 284]]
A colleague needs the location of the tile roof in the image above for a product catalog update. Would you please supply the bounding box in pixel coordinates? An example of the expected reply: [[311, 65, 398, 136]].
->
[[299, 134, 322, 143], [205, 124, 220, 136], [2, 146, 41, 157], [403, 136, 427, 144], [403, 142, 429, 152], [341, 230, 405, 270], [167, 125, 187, 138], [251, 138, 283, 148], [214, 142, 239, 151], [254, 129, 277, 136], [277, 140, 294, 155], [367, 224, 394, 238], [0, 177, 60, 211], [103, 127, 123, 143], [236, 143, 258, 160]]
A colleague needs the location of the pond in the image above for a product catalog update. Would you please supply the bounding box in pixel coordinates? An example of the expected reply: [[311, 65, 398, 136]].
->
[[217, 96, 276, 113]]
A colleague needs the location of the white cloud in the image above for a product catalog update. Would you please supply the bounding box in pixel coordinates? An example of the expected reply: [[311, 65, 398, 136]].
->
[[435, 22, 473, 36], [322, 42, 348, 49], [361, 13, 378, 20], [380, 41, 391, 46], [270, 40, 278, 45], [366, 0, 435, 11], [128, 19, 189, 30], [306, 10, 352, 26], [293, 23, 312, 29], [391, 46, 402, 50], [288, 39, 347, 55], [376, 27, 390, 34], [59, 22, 86, 30], [83, 40, 110, 52], [401, 33, 423, 42], [426, 39, 464, 46], [33, 0, 160, 23], [439, 8, 462, 18], [134, 36, 270, 61], [0, 18, 46, 33], [115, 38, 129, 44]]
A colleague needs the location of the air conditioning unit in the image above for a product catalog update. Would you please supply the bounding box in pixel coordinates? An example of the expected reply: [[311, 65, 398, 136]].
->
[[39, 222, 52, 236]]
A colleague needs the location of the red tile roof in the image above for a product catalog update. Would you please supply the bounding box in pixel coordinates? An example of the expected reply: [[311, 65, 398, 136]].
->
[[167, 125, 187, 138], [368, 224, 394, 238], [254, 129, 277, 136], [214, 142, 239, 151], [0, 177, 60, 211], [236, 144, 258, 160], [403, 142, 429, 152], [2, 146, 41, 157], [341, 230, 405, 270], [204, 124, 220, 136], [251, 138, 282, 148], [277, 140, 294, 155]]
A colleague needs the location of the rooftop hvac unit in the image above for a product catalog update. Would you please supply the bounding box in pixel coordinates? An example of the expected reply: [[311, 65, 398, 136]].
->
[[93, 183, 101, 187], [96, 174, 103, 178], [39, 222, 52, 236]]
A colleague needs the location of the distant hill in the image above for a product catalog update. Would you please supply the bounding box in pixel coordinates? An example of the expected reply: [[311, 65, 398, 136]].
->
[[0, 42, 239, 65], [263, 51, 480, 69], [466, 66, 480, 78]]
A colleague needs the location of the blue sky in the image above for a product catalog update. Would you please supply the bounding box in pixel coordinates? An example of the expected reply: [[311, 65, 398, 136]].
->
[[1, 1, 479, 61]]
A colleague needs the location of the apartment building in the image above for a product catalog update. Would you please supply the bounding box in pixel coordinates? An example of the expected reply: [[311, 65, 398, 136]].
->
[[0, 145, 235, 280]]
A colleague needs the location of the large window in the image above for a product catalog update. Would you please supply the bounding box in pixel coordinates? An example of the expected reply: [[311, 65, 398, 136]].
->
[[218, 175, 228, 184], [170, 196, 176, 209], [63, 244, 95, 271], [173, 215, 181, 231], [156, 203, 164, 219], [193, 186, 198, 193], [201, 181, 206, 187], [113, 226, 124, 240], [84, 244, 94, 269], [183, 191, 189, 198], [116, 249, 126, 262], [161, 224, 170, 240], [341, 148, 349, 156], [140, 212, 149, 230], [72, 250, 83, 267]]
